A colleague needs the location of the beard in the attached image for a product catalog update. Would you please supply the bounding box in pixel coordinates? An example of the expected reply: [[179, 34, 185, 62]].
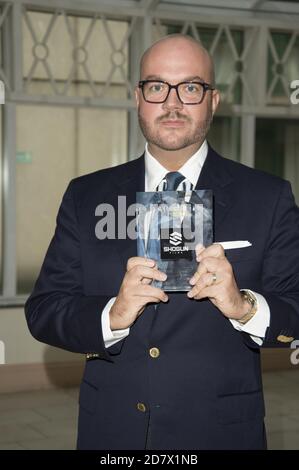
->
[[138, 108, 213, 151]]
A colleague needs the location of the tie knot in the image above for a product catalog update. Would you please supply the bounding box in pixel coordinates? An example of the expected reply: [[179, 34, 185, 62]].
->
[[164, 171, 185, 191]]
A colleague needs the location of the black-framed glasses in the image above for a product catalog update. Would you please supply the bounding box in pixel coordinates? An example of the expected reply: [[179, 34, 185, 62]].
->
[[138, 79, 215, 105]]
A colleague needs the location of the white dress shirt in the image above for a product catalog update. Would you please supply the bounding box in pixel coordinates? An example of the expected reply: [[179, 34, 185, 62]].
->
[[101, 140, 270, 347]]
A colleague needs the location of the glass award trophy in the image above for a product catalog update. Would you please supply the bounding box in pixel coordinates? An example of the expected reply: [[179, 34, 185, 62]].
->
[[136, 189, 213, 291]]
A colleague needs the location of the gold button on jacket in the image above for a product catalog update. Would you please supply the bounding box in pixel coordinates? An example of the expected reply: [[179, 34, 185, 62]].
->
[[137, 402, 146, 412], [149, 347, 160, 358]]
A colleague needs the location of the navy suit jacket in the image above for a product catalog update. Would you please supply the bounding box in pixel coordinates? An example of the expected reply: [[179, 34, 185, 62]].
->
[[25, 146, 299, 450]]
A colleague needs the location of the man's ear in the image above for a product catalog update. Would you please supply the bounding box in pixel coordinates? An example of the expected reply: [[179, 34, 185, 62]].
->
[[211, 89, 220, 115], [135, 86, 140, 108]]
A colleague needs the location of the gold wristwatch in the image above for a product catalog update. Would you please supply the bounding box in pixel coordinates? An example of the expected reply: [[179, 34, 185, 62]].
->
[[238, 290, 258, 324]]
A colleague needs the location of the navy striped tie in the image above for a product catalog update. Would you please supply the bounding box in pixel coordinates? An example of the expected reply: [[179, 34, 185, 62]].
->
[[164, 171, 185, 191]]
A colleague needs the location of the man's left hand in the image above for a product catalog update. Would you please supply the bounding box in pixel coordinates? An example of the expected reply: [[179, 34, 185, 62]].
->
[[187, 243, 249, 321]]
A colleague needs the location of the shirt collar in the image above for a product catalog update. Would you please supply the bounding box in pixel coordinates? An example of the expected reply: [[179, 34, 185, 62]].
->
[[144, 140, 208, 191]]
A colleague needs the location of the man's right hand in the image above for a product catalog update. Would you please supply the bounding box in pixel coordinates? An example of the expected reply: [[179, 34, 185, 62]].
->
[[109, 257, 168, 330]]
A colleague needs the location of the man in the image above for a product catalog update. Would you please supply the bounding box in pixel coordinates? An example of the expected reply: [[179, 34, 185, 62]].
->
[[25, 35, 299, 450]]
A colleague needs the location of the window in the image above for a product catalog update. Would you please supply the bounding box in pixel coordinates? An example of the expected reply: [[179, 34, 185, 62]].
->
[[207, 116, 241, 162], [255, 118, 299, 203], [16, 105, 127, 294]]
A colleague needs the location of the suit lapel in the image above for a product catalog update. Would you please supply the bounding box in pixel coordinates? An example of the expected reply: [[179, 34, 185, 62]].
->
[[195, 145, 234, 240], [110, 155, 145, 268]]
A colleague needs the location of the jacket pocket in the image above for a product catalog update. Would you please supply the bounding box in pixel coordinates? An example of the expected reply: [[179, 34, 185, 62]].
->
[[216, 388, 265, 425]]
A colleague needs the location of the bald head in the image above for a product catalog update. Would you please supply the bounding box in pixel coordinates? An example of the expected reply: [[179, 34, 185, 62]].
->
[[136, 33, 220, 165], [140, 34, 215, 87]]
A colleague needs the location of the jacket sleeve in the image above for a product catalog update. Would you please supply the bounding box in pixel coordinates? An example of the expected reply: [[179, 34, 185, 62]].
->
[[243, 180, 299, 349], [24, 180, 114, 361]]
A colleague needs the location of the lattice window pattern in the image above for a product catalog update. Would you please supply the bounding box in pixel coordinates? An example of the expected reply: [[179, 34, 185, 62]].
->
[[0, 2, 12, 92], [267, 30, 299, 105], [22, 7, 138, 99], [153, 18, 257, 105]]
